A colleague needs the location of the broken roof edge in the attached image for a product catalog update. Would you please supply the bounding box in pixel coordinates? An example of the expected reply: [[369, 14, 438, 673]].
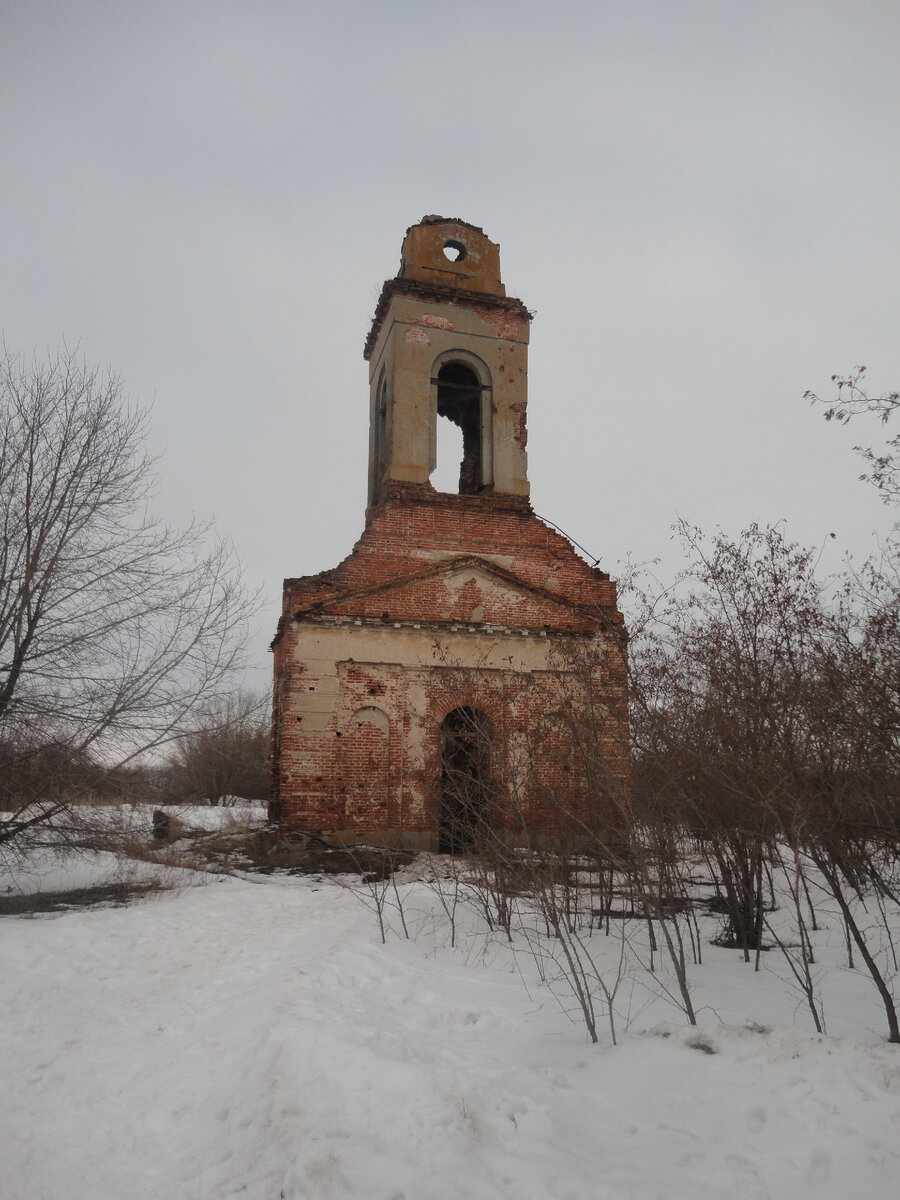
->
[[411, 215, 486, 235], [290, 552, 600, 619]]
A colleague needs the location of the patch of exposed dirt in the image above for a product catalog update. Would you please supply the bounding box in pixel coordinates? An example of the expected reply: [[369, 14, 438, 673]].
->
[[0, 880, 164, 917], [186, 825, 414, 881]]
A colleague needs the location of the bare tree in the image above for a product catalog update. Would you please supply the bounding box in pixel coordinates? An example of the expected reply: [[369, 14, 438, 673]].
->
[[0, 347, 256, 848]]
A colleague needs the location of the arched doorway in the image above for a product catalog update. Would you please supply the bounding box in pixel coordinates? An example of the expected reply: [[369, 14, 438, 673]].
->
[[439, 707, 492, 852]]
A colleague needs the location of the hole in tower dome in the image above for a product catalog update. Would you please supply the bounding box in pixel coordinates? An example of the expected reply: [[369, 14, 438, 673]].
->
[[442, 240, 466, 262]]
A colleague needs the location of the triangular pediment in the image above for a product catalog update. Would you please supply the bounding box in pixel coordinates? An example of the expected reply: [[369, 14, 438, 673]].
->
[[294, 555, 600, 631]]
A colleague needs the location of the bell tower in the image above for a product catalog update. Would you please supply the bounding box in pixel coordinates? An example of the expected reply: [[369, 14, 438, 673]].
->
[[271, 217, 629, 848], [364, 217, 532, 509]]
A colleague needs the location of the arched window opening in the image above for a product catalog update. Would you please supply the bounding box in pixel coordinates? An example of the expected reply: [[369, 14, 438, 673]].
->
[[344, 706, 390, 828], [439, 706, 492, 853], [532, 712, 574, 805], [434, 362, 484, 495], [373, 375, 388, 492]]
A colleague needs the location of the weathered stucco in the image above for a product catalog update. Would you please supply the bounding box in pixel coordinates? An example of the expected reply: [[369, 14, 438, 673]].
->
[[366, 291, 531, 504]]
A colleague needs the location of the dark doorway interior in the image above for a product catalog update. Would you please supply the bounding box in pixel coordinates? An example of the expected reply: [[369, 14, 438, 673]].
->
[[439, 706, 492, 852]]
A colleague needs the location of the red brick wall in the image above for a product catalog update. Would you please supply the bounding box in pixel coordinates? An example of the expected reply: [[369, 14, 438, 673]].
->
[[283, 485, 621, 619], [271, 488, 629, 845]]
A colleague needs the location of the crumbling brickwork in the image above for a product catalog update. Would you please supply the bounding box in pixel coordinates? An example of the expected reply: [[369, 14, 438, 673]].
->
[[271, 218, 629, 848]]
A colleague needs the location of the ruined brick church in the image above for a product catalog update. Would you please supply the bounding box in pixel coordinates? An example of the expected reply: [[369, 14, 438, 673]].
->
[[270, 217, 628, 849]]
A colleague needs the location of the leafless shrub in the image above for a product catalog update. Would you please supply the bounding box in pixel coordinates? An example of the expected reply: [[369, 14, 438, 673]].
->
[[341, 839, 415, 943], [764, 840, 825, 1034], [627, 507, 900, 1040], [418, 853, 467, 948], [167, 690, 269, 806]]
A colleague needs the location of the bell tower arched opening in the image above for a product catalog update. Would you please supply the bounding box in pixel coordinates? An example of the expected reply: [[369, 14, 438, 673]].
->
[[433, 362, 485, 494], [428, 351, 493, 496]]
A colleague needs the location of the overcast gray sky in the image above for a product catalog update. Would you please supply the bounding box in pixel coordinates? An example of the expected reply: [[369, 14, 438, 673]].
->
[[3, 0, 898, 685]]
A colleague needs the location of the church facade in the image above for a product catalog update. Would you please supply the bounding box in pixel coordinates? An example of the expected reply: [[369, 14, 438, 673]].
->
[[270, 217, 628, 849]]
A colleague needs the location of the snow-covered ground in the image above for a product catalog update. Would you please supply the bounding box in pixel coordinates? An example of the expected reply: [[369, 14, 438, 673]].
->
[[0, 804, 262, 898], [2, 824, 900, 1199]]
